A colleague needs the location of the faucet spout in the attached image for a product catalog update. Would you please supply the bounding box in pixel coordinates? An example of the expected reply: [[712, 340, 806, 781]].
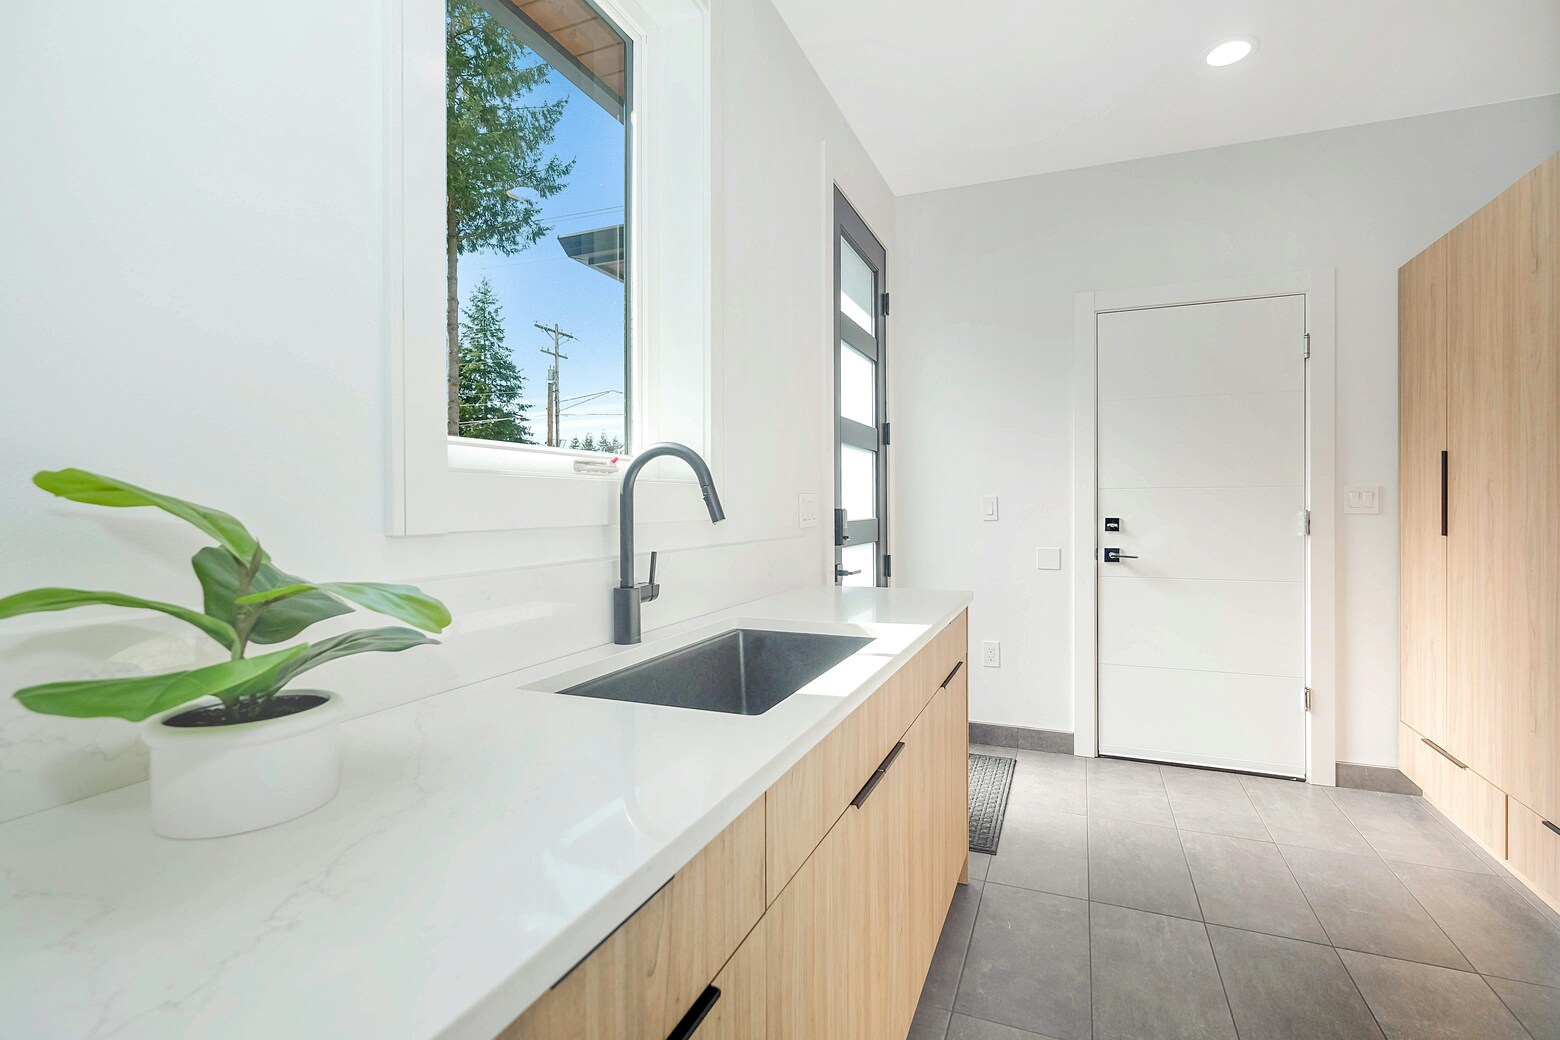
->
[[614, 442, 725, 643]]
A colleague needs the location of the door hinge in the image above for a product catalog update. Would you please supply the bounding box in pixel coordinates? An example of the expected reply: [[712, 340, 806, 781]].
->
[[1304, 687, 1312, 712], [1301, 509, 1312, 535], [881, 421, 890, 446], [882, 553, 892, 579], [1303, 332, 1311, 360], [881, 291, 890, 316]]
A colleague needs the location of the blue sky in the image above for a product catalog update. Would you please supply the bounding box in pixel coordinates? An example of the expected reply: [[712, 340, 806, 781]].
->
[[459, 53, 627, 448]]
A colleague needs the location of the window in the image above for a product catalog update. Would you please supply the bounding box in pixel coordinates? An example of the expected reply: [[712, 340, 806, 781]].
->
[[446, 0, 632, 454], [392, 0, 709, 536]]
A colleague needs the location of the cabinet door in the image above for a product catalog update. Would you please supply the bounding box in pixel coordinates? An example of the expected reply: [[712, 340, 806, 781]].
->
[[849, 725, 912, 1040], [501, 799, 765, 1040], [1446, 153, 1560, 815], [766, 729, 916, 1040], [686, 919, 765, 1040], [765, 797, 857, 1040], [1399, 238, 1449, 743]]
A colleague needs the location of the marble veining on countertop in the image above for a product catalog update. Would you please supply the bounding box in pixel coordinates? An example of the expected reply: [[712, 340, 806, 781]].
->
[[0, 585, 971, 1040]]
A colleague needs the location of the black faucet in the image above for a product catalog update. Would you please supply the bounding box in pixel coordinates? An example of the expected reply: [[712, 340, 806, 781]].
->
[[614, 442, 725, 644]]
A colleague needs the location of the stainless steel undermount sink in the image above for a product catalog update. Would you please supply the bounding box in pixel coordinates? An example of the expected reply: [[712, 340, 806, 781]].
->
[[557, 629, 874, 715]]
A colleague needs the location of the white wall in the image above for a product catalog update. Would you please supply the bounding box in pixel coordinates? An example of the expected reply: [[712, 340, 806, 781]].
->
[[0, 0, 893, 821], [892, 95, 1560, 768]]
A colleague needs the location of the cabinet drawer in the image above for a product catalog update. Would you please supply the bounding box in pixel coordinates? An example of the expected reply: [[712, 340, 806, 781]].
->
[[1400, 722, 1506, 856], [765, 611, 968, 903], [500, 798, 765, 1040], [1508, 798, 1560, 915]]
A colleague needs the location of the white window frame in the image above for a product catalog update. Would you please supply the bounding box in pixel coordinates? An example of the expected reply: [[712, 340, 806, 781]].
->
[[386, 0, 713, 536]]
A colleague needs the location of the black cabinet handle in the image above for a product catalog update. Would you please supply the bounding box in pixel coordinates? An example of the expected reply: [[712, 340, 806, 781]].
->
[[941, 660, 964, 689], [852, 741, 906, 809], [1422, 737, 1467, 770], [1441, 450, 1448, 536], [1543, 820, 1560, 839], [666, 985, 721, 1040]]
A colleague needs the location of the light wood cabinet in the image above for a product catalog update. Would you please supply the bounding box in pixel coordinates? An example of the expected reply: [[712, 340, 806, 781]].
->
[[1398, 236, 1449, 743], [764, 789, 856, 1040], [1445, 156, 1560, 804], [1508, 798, 1560, 916], [501, 609, 970, 1040], [1399, 721, 1505, 857], [766, 677, 966, 1040], [1400, 152, 1559, 905], [499, 798, 765, 1040], [686, 919, 767, 1040], [764, 611, 968, 903]]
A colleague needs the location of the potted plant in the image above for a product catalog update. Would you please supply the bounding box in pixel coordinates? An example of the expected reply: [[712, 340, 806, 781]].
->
[[1, 469, 451, 838]]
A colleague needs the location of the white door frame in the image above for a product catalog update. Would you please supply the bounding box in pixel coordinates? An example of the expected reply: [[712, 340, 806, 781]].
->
[[1070, 270, 1337, 785]]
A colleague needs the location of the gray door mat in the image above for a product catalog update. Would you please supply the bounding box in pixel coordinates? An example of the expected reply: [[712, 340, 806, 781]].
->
[[969, 752, 1016, 855]]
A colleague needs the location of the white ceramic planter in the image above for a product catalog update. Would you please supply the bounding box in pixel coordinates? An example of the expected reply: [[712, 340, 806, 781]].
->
[[142, 690, 343, 839]]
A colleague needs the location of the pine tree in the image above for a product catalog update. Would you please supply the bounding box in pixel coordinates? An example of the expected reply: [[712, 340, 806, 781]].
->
[[445, 0, 574, 433], [568, 431, 624, 453], [458, 278, 534, 443]]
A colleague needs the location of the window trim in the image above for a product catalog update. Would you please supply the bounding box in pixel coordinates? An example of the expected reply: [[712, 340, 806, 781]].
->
[[387, 0, 712, 536]]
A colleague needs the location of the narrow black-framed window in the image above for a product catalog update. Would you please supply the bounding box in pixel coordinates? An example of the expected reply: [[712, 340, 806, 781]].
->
[[833, 189, 889, 587]]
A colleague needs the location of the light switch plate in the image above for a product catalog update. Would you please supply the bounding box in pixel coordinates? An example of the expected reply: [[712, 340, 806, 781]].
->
[[1344, 486, 1381, 515], [1036, 547, 1061, 570], [798, 493, 820, 528], [981, 495, 999, 521]]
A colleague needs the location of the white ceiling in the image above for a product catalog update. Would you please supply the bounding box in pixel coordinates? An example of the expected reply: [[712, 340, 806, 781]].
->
[[768, 0, 1560, 196]]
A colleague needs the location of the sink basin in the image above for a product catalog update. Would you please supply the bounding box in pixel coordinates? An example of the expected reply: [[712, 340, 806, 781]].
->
[[557, 629, 874, 715]]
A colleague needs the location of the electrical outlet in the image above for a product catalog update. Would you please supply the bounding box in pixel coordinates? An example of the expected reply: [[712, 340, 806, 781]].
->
[[982, 641, 1000, 667], [798, 493, 820, 528]]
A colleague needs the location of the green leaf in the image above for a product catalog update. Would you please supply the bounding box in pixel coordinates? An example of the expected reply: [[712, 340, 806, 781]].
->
[[238, 581, 452, 633], [0, 588, 236, 649], [274, 627, 438, 687], [33, 469, 263, 562], [192, 548, 351, 644], [14, 647, 306, 722]]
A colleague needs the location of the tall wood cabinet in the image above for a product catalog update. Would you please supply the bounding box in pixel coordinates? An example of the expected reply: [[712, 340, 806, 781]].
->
[[1399, 152, 1560, 909]]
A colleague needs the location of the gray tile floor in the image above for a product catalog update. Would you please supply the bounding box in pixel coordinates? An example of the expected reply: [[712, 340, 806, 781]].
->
[[908, 745, 1560, 1040]]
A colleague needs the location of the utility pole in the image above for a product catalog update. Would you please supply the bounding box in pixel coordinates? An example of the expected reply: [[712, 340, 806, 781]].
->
[[533, 322, 575, 447]]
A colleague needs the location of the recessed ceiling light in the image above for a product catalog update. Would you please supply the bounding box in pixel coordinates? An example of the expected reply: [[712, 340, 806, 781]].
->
[[1205, 37, 1257, 67]]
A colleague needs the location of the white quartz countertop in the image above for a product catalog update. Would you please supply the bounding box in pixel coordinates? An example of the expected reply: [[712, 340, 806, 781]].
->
[[0, 586, 971, 1040]]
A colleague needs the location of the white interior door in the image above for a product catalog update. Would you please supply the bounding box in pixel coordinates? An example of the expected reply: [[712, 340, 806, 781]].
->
[[1096, 295, 1308, 777]]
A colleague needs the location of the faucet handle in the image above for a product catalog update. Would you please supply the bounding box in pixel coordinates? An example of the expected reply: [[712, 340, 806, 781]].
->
[[641, 551, 661, 603]]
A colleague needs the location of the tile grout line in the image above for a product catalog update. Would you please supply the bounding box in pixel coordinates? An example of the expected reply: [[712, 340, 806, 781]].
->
[[1486, 981, 1541, 1040], [1170, 808, 1241, 1039], [1385, 857, 1484, 975], [1232, 770, 1346, 950], [1325, 786, 1495, 877], [1268, 791, 1387, 1037], [1334, 948, 1393, 1040], [946, 861, 985, 1019]]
